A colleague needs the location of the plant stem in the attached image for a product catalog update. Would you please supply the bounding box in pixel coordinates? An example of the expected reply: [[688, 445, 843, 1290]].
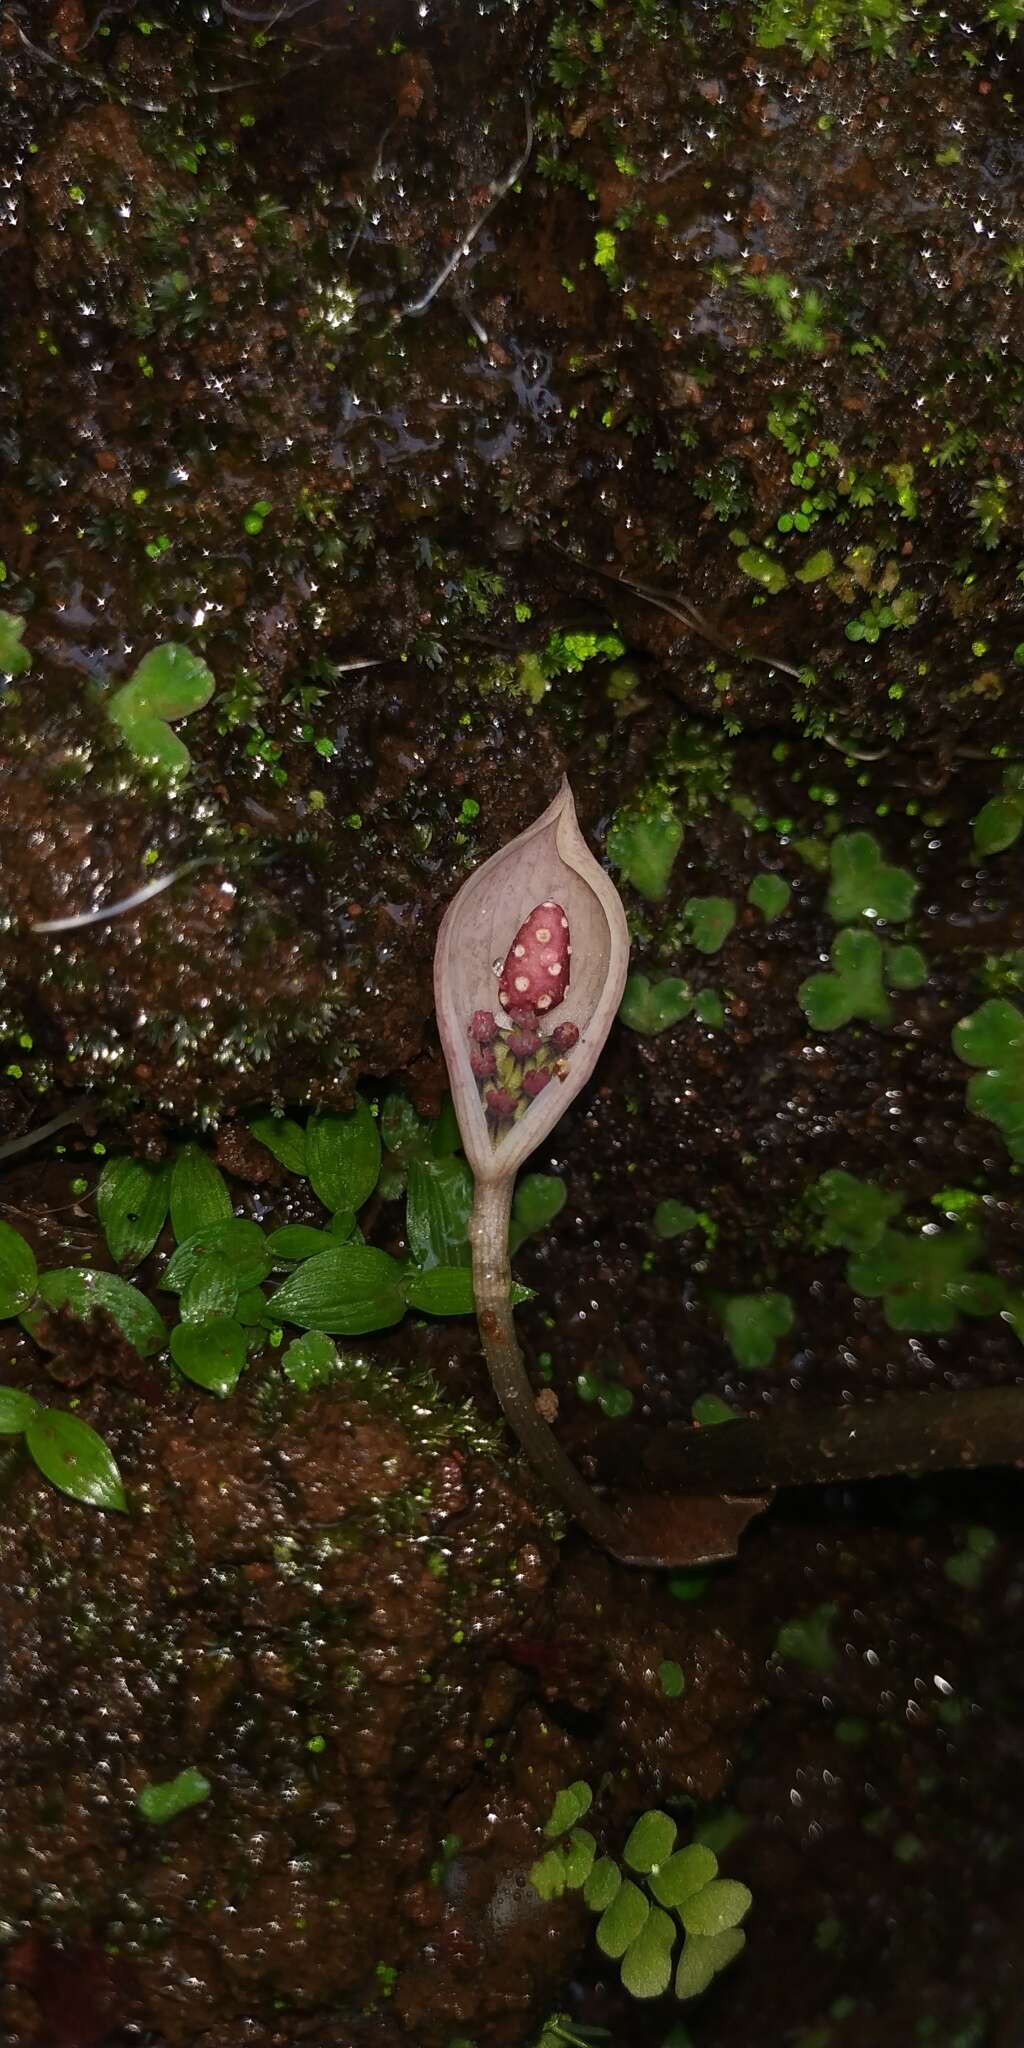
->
[[470, 1177, 628, 1550]]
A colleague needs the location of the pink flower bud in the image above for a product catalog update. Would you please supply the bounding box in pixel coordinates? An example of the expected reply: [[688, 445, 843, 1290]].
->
[[470, 1044, 497, 1080], [506, 1022, 541, 1061], [470, 1009, 498, 1043], [549, 1020, 580, 1052], [522, 1067, 551, 1098], [498, 902, 570, 1017], [484, 1086, 518, 1121]]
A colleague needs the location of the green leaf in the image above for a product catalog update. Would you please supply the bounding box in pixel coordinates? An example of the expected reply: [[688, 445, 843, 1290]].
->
[[952, 999, 1024, 1162], [25, 1408, 126, 1510], [180, 1251, 239, 1324], [563, 1827, 597, 1889], [267, 1245, 407, 1334], [679, 1878, 752, 1937], [649, 1844, 718, 1910], [722, 1291, 793, 1370], [623, 1810, 677, 1874], [0, 1221, 38, 1318], [607, 804, 684, 902], [684, 896, 736, 955], [161, 1219, 271, 1294], [170, 1144, 232, 1242], [810, 1169, 903, 1252], [97, 1157, 170, 1267], [137, 1766, 211, 1825], [108, 644, 215, 777], [0, 608, 31, 676], [306, 1099, 381, 1215], [847, 1224, 991, 1334], [282, 1331, 338, 1390], [620, 1905, 676, 2000], [799, 928, 892, 1031], [690, 1394, 737, 1426], [510, 1172, 567, 1253], [619, 973, 693, 1036], [583, 1857, 622, 1912], [530, 1848, 568, 1901], [596, 1879, 650, 1959], [775, 1602, 837, 1673], [973, 795, 1024, 857], [406, 1156, 473, 1269], [402, 1265, 476, 1316], [826, 831, 917, 924], [659, 1659, 686, 1699], [543, 1780, 593, 1835], [266, 1220, 354, 1260], [747, 872, 791, 921], [674, 1927, 746, 1999], [653, 1200, 699, 1240], [694, 987, 726, 1028], [0, 1385, 41, 1433], [33, 1268, 166, 1357], [738, 545, 787, 593], [125, 642, 215, 720], [170, 1316, 248, 1395], [248, 1116, 307, 1176], [885, 942, 928, 991], [380, 1092, 458, 1167], [795, 548, 834, 584]]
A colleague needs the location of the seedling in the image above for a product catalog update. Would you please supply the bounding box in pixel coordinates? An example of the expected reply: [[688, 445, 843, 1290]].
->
[[973, 765, 1024, 858], [721, 1291, 794, 1371], [809, 1170, 903, 1252], [619, 973, 693, 1034], [826, 831, 917, 924], [848, 1224, 1002, 1334], [952, 999, 1024, 1161], [683, 897, 736, 955], [0, 608, 31, 676], [531, 1784, 751, 2005], [747, 872, 791, 920], [107, 641, 216, 775], [799, 929, 892, 1030], [607, 798, 683, 902]]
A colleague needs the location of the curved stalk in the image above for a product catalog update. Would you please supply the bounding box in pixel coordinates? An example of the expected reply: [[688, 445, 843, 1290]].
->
[[470, 1178, 627, 1551]]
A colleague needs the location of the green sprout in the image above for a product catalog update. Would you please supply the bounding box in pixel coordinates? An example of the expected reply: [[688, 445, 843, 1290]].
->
[[799, 929, 892, 1030], [0, 609, 31, 677], [808, 1170, 903, 1253], [747, 873, 792, 921], [826, 832, 917, 924], [683, 897, 737, 955], [720, 1291, 794, 1370], [607, 798, 683, 902], [619, 973, 694, 1035], [952, 1000, 1024, 1161], [107, 641, 216, 776], [532, 1787, 751, 2005], [847, 1224, 1003, 1335]]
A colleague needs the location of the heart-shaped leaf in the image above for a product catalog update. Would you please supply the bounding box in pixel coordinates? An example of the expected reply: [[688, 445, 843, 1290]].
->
[[25, 1408, 126, 1510], [684, 896, 736, 955], [607, 802, 683, 903], [0, 608, 31, 677], [107, 643, 215, 778], [619, 973, 692, 1036]]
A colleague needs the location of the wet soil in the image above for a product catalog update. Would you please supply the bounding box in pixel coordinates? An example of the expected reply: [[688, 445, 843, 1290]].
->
[[2, 2, 1024, 2045]]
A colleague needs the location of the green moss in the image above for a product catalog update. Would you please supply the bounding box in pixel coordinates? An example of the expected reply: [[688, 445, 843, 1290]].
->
[[737, 544, 788, 593]]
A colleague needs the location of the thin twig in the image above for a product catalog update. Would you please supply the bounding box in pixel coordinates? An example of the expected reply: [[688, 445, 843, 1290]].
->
[[397, 102, 534, 321], [0, 1102, 90, 1164], [30, 857, 217, 935]]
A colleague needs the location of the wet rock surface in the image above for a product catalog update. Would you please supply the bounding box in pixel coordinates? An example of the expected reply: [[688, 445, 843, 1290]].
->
[[2, 2, 1024, 2044]]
